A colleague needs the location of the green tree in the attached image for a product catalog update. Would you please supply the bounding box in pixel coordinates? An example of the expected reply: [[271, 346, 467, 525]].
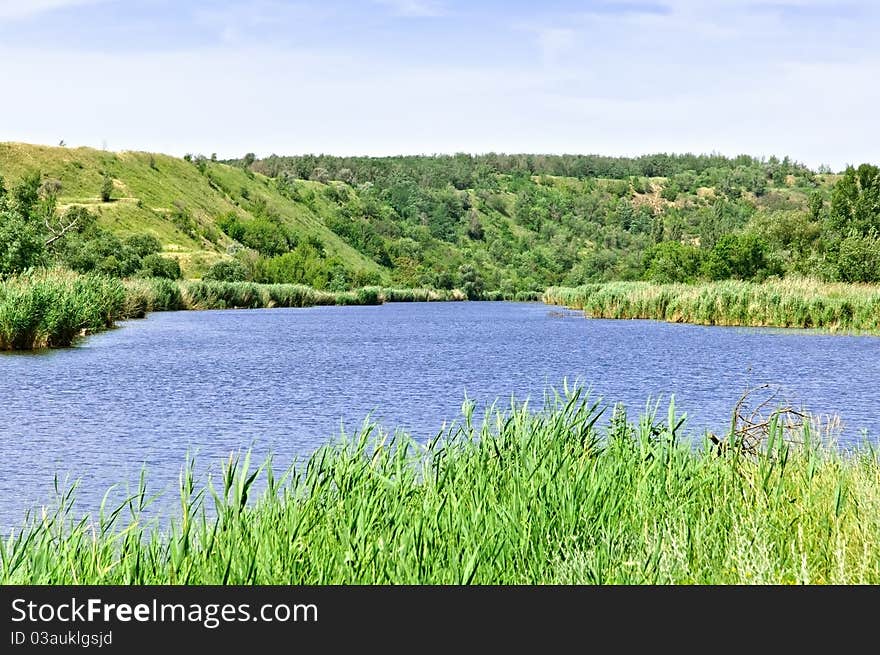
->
[[124, 233, 162, 259], [138, 254, 182, 280], [701, 233, 773, 280], [835, 232, 880, 282], [458, 264, 484, 299], [100, 173, 113, 202], [643, 241, 703, 283], [828, 164, 880, 236], [13, 171, 42, 218], [204, 259, 248, 282], [0, 209, 46, 276]]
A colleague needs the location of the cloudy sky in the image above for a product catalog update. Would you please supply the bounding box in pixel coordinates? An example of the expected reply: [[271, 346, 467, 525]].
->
[[0, 0, 876, 170]]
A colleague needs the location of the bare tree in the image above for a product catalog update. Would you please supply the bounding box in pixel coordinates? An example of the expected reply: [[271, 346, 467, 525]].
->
[[45, 206, 94, 247]]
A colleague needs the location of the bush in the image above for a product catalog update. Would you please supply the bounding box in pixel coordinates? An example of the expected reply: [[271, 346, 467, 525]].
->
[[643, 241, 702, 283], [138, 254, 182, 280], [124, 233, 162, 258], [836, 233, 880, 282], [204, 259, 248, 282], [100, 173, 113, 202], [0, 211, 46, 276]]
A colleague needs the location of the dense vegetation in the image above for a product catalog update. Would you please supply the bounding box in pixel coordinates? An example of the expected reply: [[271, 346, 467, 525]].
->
[[3, 389, 878, 584], [544, 278, 880, 333], [236, 152, 880, 292], [3, 143, 879, 298], [0, 270, 466, 350]]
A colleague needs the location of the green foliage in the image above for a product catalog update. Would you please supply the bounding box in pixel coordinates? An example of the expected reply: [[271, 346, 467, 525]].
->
[[124, 233, 162, 259], [0, 270, 126, 349], [254, 243, 338, 288], [138, 254, 182, 280], [643, 241, 703, 283], [701, 233, 775, 281], [100, 172, 113, 202], [0, 210, 46, 276], [169, 200, 197, 238], [12, 170, 42, 217], [829, 164, 880, 236], [4, 388, 880, 584], [1, 145, 872, 291], [203, 258, 249, 282], [58, 228, 141, 277], [545, 278, 880, 332], [458, 264, 484, 300], [835, 232, 880, 283], [241, 219, 295, 256]]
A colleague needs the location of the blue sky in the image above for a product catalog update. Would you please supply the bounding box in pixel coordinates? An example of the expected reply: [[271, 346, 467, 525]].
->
[[0, 0, 877, 169]]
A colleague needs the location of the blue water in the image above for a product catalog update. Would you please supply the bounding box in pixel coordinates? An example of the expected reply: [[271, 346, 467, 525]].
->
[[1, 301, 878, 532]]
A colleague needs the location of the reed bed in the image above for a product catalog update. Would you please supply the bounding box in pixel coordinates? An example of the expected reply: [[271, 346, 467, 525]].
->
[[379, 287, 466, 302], [544, 278, 880, 332], [3, 389, 879, 584], [0, 270, 127, 350], [0, 272, 477, 350]]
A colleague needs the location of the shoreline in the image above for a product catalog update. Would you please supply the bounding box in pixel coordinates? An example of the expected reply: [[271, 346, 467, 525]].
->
[[544, 279, 880, 335], [0, 270, 542, 351]]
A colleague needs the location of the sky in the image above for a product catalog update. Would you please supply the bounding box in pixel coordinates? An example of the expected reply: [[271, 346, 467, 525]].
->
[[0, 0, 877, 170]]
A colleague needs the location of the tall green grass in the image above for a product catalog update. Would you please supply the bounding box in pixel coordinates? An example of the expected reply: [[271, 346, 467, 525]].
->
[[0, 272, 479, 350], [545, 278, 880, 332], [3, 389, 879, 584], [0, 270, 127, 350]]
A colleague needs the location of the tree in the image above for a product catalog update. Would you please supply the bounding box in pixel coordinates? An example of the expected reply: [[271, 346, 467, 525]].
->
[[309, 167, 330, 184], [124, 233, 163, 258], [835, 232, 880, 282], [458, 264, 484, 299], [138, 254, 182, 279], [45, 206, 96, 247], [0, 209, 46, 276], [204, 259, 248, 282], [13, 171, 42, 218], [701, 233, 773, 280], [100, 173, 113, 202], [828, 164, 880, 236], [643, 241, 703, 283]]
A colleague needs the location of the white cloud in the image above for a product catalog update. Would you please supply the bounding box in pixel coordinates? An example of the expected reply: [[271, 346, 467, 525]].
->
[[0, 0, 107, 21], [373, 0, 444, 18]]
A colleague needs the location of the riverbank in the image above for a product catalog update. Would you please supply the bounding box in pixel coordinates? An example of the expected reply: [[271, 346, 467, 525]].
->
[[544, 278, 880, 333], [2, 390, 878, 584], [1, 269, 504, 350]]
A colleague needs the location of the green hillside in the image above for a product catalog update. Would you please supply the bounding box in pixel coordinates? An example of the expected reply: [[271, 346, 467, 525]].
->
[[2, 143, 877, 292], [0, 142, 384, 280]]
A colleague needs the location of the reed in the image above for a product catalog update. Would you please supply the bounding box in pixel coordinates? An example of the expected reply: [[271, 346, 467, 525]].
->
[[0, 270, 127, 350], [379, 287, 467, 302], [0, 271, 478, 350], [3, 389, 879, 584], [544, 278, 880, 333]]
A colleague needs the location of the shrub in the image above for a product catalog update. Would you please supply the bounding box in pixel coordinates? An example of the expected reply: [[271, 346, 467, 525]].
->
[[204, 259, 248, 282], [100, 173, 113, 202], [124, 233, 162, 258], [138, 254, 182, 280]]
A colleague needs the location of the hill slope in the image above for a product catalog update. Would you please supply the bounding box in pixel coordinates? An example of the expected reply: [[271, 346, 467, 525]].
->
[[0, 142, 384, 280], [3, 143, 862, 291]]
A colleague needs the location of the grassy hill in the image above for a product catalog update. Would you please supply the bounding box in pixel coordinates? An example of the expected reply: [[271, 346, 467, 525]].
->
[[0, 142, 385, 280], [1, 142, 854, 291]]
